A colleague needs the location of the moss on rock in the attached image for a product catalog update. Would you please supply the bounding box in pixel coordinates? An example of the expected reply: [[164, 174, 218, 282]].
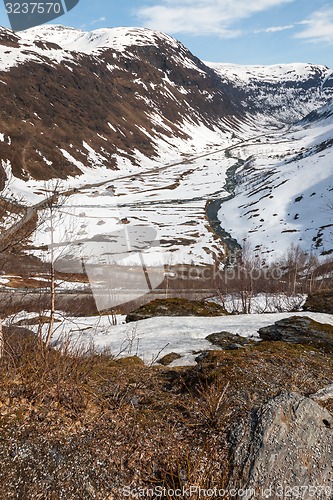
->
[[258, 316, 333, 352], [206, 331, 255, 350], [126, 298, 228, 322], [157, 352, 182, 366]]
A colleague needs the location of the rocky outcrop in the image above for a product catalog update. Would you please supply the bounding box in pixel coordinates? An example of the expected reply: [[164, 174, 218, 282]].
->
[[303, 289, 333, 314], [125, 298, 228, 322], [258, 316, 333, 352], [228, 392, 333, 498], [157, 352, 182, 366], [205, 331, 255, 350], [309, 384, 333, 402]]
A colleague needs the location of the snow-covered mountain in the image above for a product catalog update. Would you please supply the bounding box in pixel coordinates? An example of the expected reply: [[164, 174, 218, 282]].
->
[[207, 62, 333, 125], [0, 25, 248, 185], [0, 25, 332, 183], [0, 25, 332, 265]]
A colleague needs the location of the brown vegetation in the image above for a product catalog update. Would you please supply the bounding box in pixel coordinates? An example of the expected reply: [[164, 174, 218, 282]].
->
[[125, 297, 228, 322], [0, 324, 331, 499], [304, 288, 333, 314], [213, 244, 333, 313]]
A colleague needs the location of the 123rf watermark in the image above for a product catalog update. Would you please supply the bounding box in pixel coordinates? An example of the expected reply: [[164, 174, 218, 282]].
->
[[4, 0, 79, 31], [122, 484, 332, 498]]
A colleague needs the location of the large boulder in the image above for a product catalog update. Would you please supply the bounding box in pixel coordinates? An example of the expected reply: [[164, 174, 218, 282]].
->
[[125, 298, 228, 322], [303, 289, 333, 314], [228, 392, 333, 498], [258, 316, 333, 352]]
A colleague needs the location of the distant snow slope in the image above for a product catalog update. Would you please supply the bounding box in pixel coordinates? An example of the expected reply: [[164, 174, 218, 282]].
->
[[207, 62, 332, 85], [207, 62, 333, 124], [218, 102, 333, 259]]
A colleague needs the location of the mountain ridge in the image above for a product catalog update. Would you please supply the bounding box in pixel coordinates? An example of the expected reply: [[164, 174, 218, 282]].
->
[[0, 25, 332, 183]]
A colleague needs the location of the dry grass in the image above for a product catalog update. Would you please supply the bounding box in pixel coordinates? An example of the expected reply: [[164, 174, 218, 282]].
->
[[0, 325, 332, 499]]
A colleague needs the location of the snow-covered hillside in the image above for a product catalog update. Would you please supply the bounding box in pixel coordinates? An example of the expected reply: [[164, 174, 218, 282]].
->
[[24, 111, 333, 267], [0, 24, 248, 185], [217, 104, 333, 260]]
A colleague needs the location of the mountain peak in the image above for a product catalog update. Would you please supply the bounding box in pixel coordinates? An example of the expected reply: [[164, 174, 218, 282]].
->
[[19, 24, 182, 54]]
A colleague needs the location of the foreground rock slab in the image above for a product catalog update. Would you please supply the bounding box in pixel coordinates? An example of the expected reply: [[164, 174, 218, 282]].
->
[[228, 392, 333, 499]]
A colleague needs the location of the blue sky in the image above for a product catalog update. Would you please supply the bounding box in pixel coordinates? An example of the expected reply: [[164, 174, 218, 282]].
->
[[1, 0, 333, 66]]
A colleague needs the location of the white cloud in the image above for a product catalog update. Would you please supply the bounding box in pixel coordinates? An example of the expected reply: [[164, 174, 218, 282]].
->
[[295, 7, 333, 43], [137, 0, 295, 37], [254, 24, 294, 34], [91, 17, 107, 26]]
